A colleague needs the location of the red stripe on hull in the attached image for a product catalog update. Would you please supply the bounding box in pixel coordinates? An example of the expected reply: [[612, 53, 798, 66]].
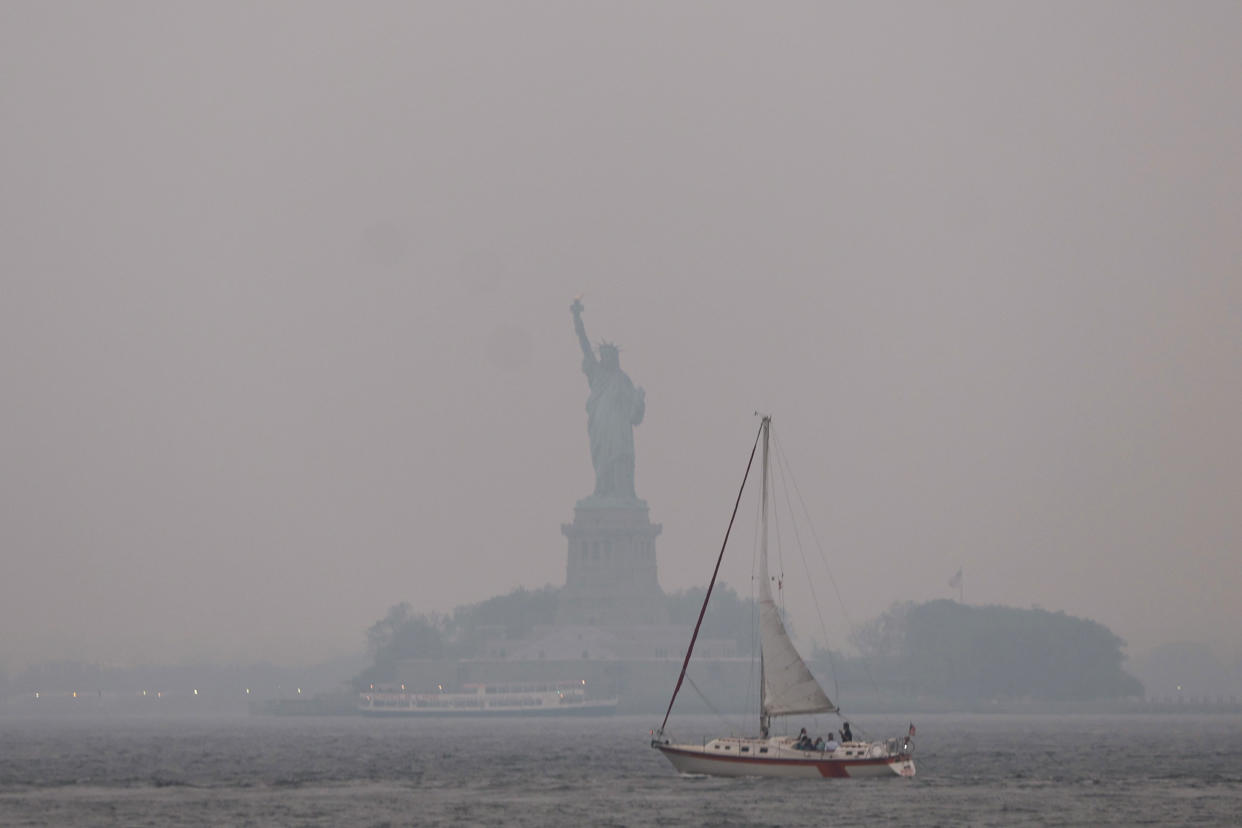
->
[[817, 760, 850, 778]]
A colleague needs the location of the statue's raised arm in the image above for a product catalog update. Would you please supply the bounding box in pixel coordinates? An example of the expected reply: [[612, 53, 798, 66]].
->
[[571, 298, 597, 372]]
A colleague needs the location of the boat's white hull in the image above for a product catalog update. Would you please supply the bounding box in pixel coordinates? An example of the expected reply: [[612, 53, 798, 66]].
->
[[654, 739, 915, 779]]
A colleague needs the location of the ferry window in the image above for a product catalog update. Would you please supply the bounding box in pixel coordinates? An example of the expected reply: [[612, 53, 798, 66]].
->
[[759, 748, 768, 754], [740, 747, 750, 753]]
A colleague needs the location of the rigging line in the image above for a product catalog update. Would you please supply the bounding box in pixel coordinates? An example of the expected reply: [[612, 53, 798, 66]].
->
[[771, 431, 840, 705], [773, 430, 884, 701], [745, 478, 763, 719], [771, 461, 788, 615], [771, 434, 839, 704], [683, 672, 738, 729], [658, 419, 763, 735]]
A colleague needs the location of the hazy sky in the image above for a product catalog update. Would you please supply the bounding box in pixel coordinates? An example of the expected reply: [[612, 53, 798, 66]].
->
[[3, 2, 1239, 671]]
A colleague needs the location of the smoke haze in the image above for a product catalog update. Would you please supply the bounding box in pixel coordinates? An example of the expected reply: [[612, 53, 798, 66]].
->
[[2, 2, 1239, 671]]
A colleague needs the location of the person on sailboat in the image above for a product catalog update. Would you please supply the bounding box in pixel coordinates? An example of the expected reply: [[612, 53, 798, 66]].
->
[[796, 728, 813, 750], [824, 734, 839, 752], [841, 722, 853, 743]]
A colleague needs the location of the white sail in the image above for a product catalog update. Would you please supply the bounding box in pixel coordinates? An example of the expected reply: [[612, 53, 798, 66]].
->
[[757, 419, 836, 718]]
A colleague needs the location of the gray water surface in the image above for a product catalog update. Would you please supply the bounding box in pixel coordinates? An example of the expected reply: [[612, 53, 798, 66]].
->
[[1, 713, 1239, 826]]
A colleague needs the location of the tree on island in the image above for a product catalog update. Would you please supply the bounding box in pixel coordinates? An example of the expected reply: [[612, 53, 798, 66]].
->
[[353, 583, 764, 688], [666, 583, 763, 657], [849, 599, 1144, 702], [353, 587, 562, 688], [354, 602, 448, 688]]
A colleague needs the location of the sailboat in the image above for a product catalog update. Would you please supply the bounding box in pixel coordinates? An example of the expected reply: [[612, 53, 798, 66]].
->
[[652, 416, 915, 779]]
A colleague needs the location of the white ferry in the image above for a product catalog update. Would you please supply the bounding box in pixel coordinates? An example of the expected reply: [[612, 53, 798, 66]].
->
[[358, 680, 618, 717]]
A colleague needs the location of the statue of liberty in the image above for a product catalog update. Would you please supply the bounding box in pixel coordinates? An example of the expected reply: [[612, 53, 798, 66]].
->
[[571, 298, 645, 502]]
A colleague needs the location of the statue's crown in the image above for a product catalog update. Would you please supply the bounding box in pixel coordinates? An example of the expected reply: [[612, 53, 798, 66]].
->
[[597, 340, 620, 355]]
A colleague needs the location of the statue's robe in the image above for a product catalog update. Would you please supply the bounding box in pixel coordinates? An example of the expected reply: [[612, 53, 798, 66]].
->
[[583, 359, 644, 499]]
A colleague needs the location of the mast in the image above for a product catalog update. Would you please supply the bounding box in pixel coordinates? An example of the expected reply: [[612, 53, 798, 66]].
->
[[758, 416, 771, 738]]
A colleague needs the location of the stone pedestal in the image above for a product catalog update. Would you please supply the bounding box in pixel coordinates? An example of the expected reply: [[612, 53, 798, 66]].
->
[[558, 497, 668, 627]]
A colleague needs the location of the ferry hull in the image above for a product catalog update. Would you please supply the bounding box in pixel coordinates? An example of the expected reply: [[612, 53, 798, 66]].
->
[[359, 698, 618, 717], [655, 743, 915, 779], [359, 682, 615, 717]]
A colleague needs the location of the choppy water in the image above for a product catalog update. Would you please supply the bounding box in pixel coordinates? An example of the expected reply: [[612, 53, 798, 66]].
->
[[1, 713, 1239, 826]]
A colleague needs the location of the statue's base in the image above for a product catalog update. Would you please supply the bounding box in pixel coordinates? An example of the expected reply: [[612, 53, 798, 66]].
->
[[574, 494, 647, 511], [558, 497, 666, 627]]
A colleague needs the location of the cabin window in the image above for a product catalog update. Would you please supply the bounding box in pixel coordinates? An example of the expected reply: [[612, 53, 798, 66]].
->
[[740, 747, 750, 753], [759, 748, 768, 754]]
